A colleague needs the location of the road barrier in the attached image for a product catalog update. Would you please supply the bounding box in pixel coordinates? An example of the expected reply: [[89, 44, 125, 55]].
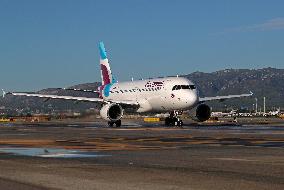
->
[[144, 117, 160, 122]]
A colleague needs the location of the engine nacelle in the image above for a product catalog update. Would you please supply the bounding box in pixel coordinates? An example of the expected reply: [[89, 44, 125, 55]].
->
[[100, 103, 123, 122], [196, 104, 211, 122]]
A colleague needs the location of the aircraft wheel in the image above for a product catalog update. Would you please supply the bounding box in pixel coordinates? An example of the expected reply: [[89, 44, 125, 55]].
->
[[115, 120, 121, 127], [173, 118, 179, 126], [108, 121, 114, 127], [177, 120, 183, 127], [165, 117, 171, 126]]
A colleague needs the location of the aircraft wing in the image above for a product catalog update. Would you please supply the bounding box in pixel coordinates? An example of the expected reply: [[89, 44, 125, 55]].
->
[[199, 92, 253, 103], [62, 88, 100, 93], [10, 92, 104, 102], [8, 92, 139, 106]]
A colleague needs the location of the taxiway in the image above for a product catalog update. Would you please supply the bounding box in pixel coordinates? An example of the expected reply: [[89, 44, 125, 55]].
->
[[0, 121, 283, 190]]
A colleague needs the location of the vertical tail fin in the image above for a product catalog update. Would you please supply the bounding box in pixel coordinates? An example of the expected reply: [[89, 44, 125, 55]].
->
[[99, 42, 113, 85]]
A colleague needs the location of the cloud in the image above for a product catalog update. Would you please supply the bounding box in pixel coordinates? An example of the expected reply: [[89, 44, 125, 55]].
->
[[214, 17, 284, 35]]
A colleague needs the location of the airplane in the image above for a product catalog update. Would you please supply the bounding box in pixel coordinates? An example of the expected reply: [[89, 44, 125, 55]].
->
[[6, 42, 253, 127], [211, 109, 238, 117]]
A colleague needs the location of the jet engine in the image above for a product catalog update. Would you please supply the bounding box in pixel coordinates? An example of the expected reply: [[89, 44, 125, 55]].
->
[[196, 104, 211, 122], [100, 103, 123, 122]]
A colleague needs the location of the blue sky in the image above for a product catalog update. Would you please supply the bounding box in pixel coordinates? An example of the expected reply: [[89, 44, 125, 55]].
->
[[1, 0, 284, 91]]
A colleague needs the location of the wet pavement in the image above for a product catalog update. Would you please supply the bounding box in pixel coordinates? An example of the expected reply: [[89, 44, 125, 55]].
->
[[0, 120, 283, 190], [0, 147, 109, 158]]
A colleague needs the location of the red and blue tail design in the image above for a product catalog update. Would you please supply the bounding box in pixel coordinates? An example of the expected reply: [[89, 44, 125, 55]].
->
[[98, 42, 116, 98], [99, 42, 114, 86]]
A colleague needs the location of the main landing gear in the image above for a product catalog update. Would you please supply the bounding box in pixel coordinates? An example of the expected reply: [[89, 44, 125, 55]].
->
[[108, 120, 122, 128], [165, 111, 183, 127]]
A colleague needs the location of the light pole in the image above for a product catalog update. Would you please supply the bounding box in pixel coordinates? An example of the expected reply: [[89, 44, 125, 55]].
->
[[263, 97, 266, 114], [255, 98, 258, 114]]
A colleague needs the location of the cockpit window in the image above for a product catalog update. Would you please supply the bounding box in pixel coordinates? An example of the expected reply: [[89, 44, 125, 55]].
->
[[172, 85, 196, 91], [189, 85, 196, 89], [181, 85, 190, 89]]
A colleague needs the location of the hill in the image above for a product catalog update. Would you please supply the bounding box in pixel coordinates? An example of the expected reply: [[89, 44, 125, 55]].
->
[[0, 68, 283, 115], [184, 67, 284, 111]]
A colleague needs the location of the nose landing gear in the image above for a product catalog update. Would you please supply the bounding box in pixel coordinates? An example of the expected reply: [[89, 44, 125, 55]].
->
[[165, 111, 183, 127]]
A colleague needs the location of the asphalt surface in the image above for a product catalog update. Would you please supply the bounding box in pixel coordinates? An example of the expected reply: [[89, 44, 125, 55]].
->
[[0, 120, 283, 190]]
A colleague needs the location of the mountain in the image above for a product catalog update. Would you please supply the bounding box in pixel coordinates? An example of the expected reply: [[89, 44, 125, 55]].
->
[[0, 83, 101, 116], [0, 68, 283, 115], [184, 67, 284, 111]]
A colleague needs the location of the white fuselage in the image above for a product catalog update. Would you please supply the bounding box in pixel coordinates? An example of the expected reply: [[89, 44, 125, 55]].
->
[[102, 77, 199, 113]]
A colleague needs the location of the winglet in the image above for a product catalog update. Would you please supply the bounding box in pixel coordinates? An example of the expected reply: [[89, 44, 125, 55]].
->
[[1, 89, 6, 98], [249, 91, 254, 96]]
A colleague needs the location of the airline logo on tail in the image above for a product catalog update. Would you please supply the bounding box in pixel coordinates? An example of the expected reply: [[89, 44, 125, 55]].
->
[[99, 42, 113, 86], [99, 42, 116, 98]]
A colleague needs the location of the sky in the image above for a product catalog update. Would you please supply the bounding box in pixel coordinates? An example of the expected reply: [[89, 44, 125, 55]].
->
[[0, 0, 284, 91]]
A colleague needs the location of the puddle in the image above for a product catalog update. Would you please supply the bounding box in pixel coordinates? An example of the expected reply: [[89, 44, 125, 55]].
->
[[67, 124, 79, 127], [0, 147, 109, 158]]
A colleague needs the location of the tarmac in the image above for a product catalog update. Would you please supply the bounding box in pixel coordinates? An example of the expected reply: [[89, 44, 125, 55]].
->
[[0, 120, 283, 190]]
